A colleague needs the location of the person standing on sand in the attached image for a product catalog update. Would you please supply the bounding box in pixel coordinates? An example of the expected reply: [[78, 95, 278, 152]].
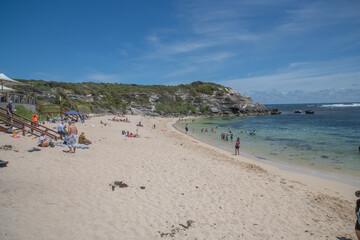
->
[[355, 190, 360, 240], [185, 124, 188, 134], [235, 137, 240, 155], [6, 101, 13, 124], [57, 121, 66, 138], [67, 122, 78, 153], [32, 112, 38, 123]]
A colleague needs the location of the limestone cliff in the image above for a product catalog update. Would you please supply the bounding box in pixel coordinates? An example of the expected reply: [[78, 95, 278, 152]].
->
[[12, 80, 270, 116]]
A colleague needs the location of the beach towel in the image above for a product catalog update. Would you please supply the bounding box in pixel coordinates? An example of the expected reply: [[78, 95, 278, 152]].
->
[[77, 146, 89, 149], [67, 134, 77, 148]]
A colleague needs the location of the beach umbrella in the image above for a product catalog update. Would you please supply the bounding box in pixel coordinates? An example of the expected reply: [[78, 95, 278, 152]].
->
[[0, 86, 15, 92], [0, 73, 26, 91]]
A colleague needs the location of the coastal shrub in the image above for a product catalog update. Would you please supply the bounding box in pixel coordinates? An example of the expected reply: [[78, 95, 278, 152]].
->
[[13, 105, 33, 120], [216, 91, 224, 97], [121, 103, 128, 110], [200, 105, 210, 113], [187, 104, 197, 113], [137, 95, 150, 104], [194, 97, 203, 103], [102, 103, 112, 110], [155, 102, 173, 113]]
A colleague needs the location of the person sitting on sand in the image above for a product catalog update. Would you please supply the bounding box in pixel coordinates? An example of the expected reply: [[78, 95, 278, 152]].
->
[[127, 132, 140, 138], [57, 121, 66, 138], [355, 190, 360, 240], [67, 122, 78, 153], [78, 132, 92, 145], [137, 121, 143, 127], [38, 132, 50, 147]]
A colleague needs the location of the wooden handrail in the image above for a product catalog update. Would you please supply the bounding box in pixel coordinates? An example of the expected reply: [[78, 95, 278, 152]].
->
[[37, 104, 77, 121], [0, 106, 60, 139], [0, 111, 58, 140], [0, 119, 27, 136]]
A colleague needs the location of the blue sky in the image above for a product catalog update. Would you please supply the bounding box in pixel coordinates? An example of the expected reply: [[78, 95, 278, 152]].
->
[[1, 0, 360, 104]]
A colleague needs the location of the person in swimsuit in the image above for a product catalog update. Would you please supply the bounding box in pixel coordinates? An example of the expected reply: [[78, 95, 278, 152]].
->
[[355, 190, 360, 239], [235, 137, 240, 155], [38, 132, 50, 147], [185, 124, 188, 134], [67, 122, 78, 153]]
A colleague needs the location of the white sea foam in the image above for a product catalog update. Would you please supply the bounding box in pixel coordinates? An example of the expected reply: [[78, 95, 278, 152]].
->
[[321, 103, 360, 108]]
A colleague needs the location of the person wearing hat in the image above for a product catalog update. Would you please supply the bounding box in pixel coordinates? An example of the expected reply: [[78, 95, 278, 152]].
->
[[6, 101, 13, 124], [78, 132, 92, 145], [355, 190, 360, 239]]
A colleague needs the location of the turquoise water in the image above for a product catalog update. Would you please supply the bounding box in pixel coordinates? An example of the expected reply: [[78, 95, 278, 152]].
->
[[175, 103, 360, 182]]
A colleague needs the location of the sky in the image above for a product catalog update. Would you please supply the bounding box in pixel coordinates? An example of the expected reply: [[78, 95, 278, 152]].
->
[[1, 0, 360, 104]]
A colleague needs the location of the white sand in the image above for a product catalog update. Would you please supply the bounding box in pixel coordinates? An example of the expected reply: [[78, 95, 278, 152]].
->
[[0, 115, 358, 239]]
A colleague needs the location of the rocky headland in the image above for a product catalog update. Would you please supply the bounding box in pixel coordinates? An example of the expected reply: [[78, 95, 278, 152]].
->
[[12, 80, 270, 116]]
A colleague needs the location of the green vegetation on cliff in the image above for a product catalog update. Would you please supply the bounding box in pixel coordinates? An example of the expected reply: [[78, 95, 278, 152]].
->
[[12, 79, 229, 115]]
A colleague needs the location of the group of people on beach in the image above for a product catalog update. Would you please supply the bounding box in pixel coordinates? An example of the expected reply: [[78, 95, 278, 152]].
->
[[185, 123, 241, 156], [58, 121, 79, 153], [112, 116, 130, 122], [37, 121, 79, 153]]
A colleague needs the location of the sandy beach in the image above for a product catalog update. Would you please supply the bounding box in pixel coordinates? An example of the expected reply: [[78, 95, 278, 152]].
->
[[0, 115, 358, 240]]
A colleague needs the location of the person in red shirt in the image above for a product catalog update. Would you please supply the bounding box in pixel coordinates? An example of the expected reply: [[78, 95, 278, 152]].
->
[[32, 112, 38, 122]]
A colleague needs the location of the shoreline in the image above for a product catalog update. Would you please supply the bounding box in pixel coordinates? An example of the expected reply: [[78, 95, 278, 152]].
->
[[171, 119, 359, 202], [0, 114, 357, 239]]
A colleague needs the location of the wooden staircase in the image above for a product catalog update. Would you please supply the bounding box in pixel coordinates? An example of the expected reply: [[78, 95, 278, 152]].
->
[[0, 106, 60, 140], [37, 104, 78, 121]]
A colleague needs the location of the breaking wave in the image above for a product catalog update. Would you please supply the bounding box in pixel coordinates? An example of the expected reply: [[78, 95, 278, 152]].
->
[[321, 103, 360, 108]]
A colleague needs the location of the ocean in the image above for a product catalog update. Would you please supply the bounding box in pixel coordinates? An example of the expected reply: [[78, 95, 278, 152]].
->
[[175, 103, 360, 185]]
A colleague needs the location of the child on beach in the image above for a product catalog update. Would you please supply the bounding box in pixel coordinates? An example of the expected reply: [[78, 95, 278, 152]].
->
[[235, 137, 240, 155]]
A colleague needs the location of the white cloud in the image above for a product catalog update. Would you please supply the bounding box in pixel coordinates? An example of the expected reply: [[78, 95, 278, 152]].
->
[[219, 57, 360, 92], [247, 88, 360, 104], [191, 52, 235, 63]]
